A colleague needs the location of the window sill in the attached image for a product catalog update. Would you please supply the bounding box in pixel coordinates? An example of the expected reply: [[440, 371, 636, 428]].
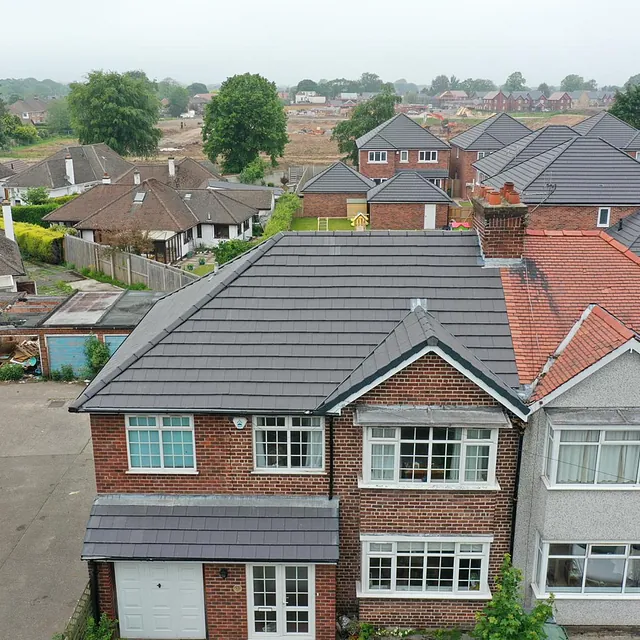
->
[[418, 160, 438, 164], [358, 478, 501, 491], [251, 469, 326, 476], [531, 583, 640, 600], [541, 476, 640, 491], [126, 469, 199, 475], [356, 582, 491, 600]]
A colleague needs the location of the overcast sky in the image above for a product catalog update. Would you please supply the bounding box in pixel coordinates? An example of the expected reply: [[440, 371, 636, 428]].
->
[[5, 0, 639, 88]]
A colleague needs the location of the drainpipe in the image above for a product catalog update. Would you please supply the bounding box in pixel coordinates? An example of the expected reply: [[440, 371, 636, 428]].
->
[[328, 416, 335, 500], [88, 560, 101, 622], [509, 425, 525, 555]]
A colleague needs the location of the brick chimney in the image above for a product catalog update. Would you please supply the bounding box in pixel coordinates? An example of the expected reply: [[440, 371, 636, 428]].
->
[[168, 157, 176, 178], [65, 153, 75, 185], [2, 199, 15, 242], [102, 172, 111, 185], [133, 169, 141, 186], [473, 183, 528, 259]]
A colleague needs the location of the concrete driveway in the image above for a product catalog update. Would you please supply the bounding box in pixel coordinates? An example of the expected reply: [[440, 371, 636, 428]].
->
[[0, 381, 94, 640]]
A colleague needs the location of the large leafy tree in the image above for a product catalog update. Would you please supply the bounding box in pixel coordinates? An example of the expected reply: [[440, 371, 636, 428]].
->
[[537, 82, 551, 95], [560, 74, 584, 92], [331, 91, 401, 166], [202, 73, 288, 173], [296, 79, 318, 93], [504, 71, 526, 92], [430, 74, 450, 94], [68, 70, 161, 156], [626, 74, 640, 88], [167, 85, 190, 117], [359, 72, 383, 92], [47, 98, 73, 134], [610, 84, 640, 129], [460, 78, 497, 94], [187, 82, 208, 96]]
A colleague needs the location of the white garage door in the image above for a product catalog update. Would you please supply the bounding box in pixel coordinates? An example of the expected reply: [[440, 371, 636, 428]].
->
[[115, 562, 206, 639]]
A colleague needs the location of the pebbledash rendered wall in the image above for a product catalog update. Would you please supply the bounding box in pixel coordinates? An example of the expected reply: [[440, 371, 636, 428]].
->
[[513, 351, 640, 626]]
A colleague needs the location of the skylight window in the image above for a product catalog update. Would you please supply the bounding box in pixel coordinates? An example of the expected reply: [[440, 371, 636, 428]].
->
[[133, 192, 146, 203]]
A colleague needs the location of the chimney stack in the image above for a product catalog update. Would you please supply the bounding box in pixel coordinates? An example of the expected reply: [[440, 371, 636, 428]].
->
[[2, 199, 15, 243], [133, 169, 141, 186], [65, 153, 75, 185], [473, 183, 528, 260], [102, 172, 111, 185], [168, 157, 176, 178]]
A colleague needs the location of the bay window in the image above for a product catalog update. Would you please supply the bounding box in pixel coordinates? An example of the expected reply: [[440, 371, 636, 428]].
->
[[362, 537, 491, 597], [254, 416, 324, 472], [364, 426, 498, 487]]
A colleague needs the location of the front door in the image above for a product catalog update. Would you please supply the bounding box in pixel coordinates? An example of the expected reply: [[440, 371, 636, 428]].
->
[[424, 204, 436, 229], [248, 565, 315, 640]]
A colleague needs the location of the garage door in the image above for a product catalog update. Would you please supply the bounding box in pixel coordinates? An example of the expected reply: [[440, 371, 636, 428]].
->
[[46, 334, 93, 376], [115, 562, 205, 639], [104, 335, 127, 355]]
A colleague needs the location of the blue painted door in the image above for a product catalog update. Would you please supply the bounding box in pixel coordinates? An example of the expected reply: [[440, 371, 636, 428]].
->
[[104, 335, 127, 355], [47, 335, 94, 375]]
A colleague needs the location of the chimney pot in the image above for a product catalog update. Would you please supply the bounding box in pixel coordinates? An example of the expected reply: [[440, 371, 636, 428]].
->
[[2, 199, 15, 243], [133, 170, 141, 186]]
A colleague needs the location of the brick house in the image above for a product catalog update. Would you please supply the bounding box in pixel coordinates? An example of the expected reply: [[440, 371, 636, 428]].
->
[[449, 113, 531, 198], [70, 228, 531, 640], [573, 111, 640, 159], [367, 171, 452, 229], [547, 92, 572, 111], [356, 113, 450, 184], [480, 136, 640, 230], [299, 162, 375, 218], [506, 91, 531, 112], [481, 91, 508, 112]]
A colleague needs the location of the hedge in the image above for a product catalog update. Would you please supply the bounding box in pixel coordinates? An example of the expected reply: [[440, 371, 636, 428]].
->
[[264, 193, 301, 237], [51, 194, 79, 205], [11, 203, 61, 227], [0, 218, 65, 263]]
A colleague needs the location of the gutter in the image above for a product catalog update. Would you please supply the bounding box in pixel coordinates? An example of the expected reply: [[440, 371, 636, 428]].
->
[[509, 424, 525, 555]]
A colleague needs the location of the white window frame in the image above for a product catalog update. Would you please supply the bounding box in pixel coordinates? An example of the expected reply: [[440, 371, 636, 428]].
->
[[361, 425, 499, 490], [477, 151, 488, 160], [368, 151, 388, 164], [418, 150, 438, 163], [253, 415, 325, 474], [125, 414, 197, 474], [428, 178, 443, 189], [635, 152, 640, 161], [597, 207, 611, 227], [359, 535, 492, 599], [535, 540, 640, 599], [544, 424, 640, 488], [400, 150, 409, 163]]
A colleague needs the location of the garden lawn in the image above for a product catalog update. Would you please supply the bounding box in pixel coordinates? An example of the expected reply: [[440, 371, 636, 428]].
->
[[193, 263, 217, 276]]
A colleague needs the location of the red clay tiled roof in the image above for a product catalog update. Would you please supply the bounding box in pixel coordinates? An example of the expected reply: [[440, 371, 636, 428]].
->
[[501, 230, 640, 385], [530, 305, 635, 400]]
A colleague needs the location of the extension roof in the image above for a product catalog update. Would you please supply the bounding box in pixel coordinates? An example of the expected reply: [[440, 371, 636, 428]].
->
[[70, 231, 522, 416], [450, 113, 532, 151], [605, 210, 640, 256], [573, 111, 640, 150], [367, 171, 452, 204], [483, 136, 640, 204], [501, 230, 640, 386], [4, 144, 134, 190], [0, 231, 25, 277], [356, 113, 449, 151], [473, 125, 578, 177], [116, 157, 222, 190], [300, 161, 375, 193]]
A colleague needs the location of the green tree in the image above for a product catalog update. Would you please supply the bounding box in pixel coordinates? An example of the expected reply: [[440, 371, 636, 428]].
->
[[460, 78, 497, 95], [359, 72, 383, 92], [626, 74, 640, 88], [239, 157, 268, 184], [84, 336, 111, 379], [404, 91, 418, 104], [504, 71, 526, 92], [186, 82, 208, 96], [584, 78, 598, 90], [156, 77, 181, 100], [561, 74, 585, 92], [430, 75, 450, 95], [450, 75, 461, 90], [202, 73, 288, 173], [610, 84, 640, 129], [331, 92, 401, 166], [473, 555, 553, 640], [68, 70, 161, 156], [537, 82, 551, 95], [24, 186, 50, 204], [124, 70, 158, 93], [46, 98, 73, 134], [13, 124, 39, 145], [167, 85, 190, 117], [296, 79, 318, 93]]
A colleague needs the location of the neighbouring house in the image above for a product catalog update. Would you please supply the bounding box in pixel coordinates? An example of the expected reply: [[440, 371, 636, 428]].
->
[[299, 161, 375, 218], [116, 157, 222, 190], [481, 90, 508, 112], [438, 90, 468, 102], [189, 93, 215, 114], [449, 113, 532, 197], [506, 91, 531, 112], [569, 90, 591, 109], [4, 144, 134, 204], [43, 179, 256, 262], [356, 113, 450, 184], [605, 210, 640, 257], [527, 90, 548, 111], [206, 180, 278, 221], [547, 91, 572, 111], [69, 226, 531, 640], [366, 171, 453, 229], [8, 97, 48, 124], [480, 136, 640, 229], [295, 91, 327, 105], [573, 111, 640, 158]]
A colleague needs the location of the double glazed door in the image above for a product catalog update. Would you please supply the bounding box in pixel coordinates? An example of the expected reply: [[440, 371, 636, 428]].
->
[[248, 565, 315, 639]]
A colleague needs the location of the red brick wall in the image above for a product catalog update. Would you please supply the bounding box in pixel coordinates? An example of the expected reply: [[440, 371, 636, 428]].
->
[[300, 192, 367, 218], [315, 565, 337, 640], [359, 149, 450, 180], [450, 148, 482, 198], [96, 562, 117, 620], [369, 203, 449, 230], [527, 205, 639, 230], [204, 564, 247, 640], [473, 199, 527, 258]]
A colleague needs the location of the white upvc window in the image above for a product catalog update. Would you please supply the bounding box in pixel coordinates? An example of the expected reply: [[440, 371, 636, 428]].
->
[[126, 415, 196, 472], [536, 541, 640, 597], [635, 152, 640, 161], [400, 150, 409, 163], [428, 178, 444, 189], [477, 151, 488, 160], [419, 150, 438, 163], [545, 425, 640, 486], [597, 207, 611, 227], [363, 426, 498, 488], [253, 416, 324, 472], [361, 536, 491, 598], [368, 151, 387, 163]]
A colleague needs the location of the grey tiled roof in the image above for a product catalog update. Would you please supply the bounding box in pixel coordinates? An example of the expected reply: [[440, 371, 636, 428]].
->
[[483, 137, 640, 205], [82, 494, 339, 562], [300, 162, 374, 193], [473, 126, 579, 177], [367, 172, 452, 204], [605, 210, 640, 256], [70, 231, 520, 414], [573, 112, 640, 150], [450, 113, 532, 151], [356, 114, 449, 151], [395, 168, 449, 178]]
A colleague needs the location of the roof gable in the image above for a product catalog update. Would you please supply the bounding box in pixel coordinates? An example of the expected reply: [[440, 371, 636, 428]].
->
[[356, 114, 449, 150], [367, 171, 452, 203], [573, 111, 639, 149], [301, 161, 375, 193], [450, 113, 531, 151]]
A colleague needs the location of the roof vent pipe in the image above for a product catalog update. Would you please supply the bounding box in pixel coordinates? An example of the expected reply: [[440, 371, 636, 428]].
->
[[618, 218, 624, 231]]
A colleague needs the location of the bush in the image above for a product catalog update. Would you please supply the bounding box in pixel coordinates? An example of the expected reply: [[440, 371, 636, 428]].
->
[[85, 613, 117, 640], [13, 124, 39, 145], [23, 186, 50, 205], [0, 218, 65, 263], [0, 363, 24, 381], [51, 194, 79, 205], [84, 336, 111, 378], [239, 157, 268, 184], [214, 238, 252, 265], [11, 203, 60, 227], [264, 193, 301, 237], [59, 365, 76, 382]]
